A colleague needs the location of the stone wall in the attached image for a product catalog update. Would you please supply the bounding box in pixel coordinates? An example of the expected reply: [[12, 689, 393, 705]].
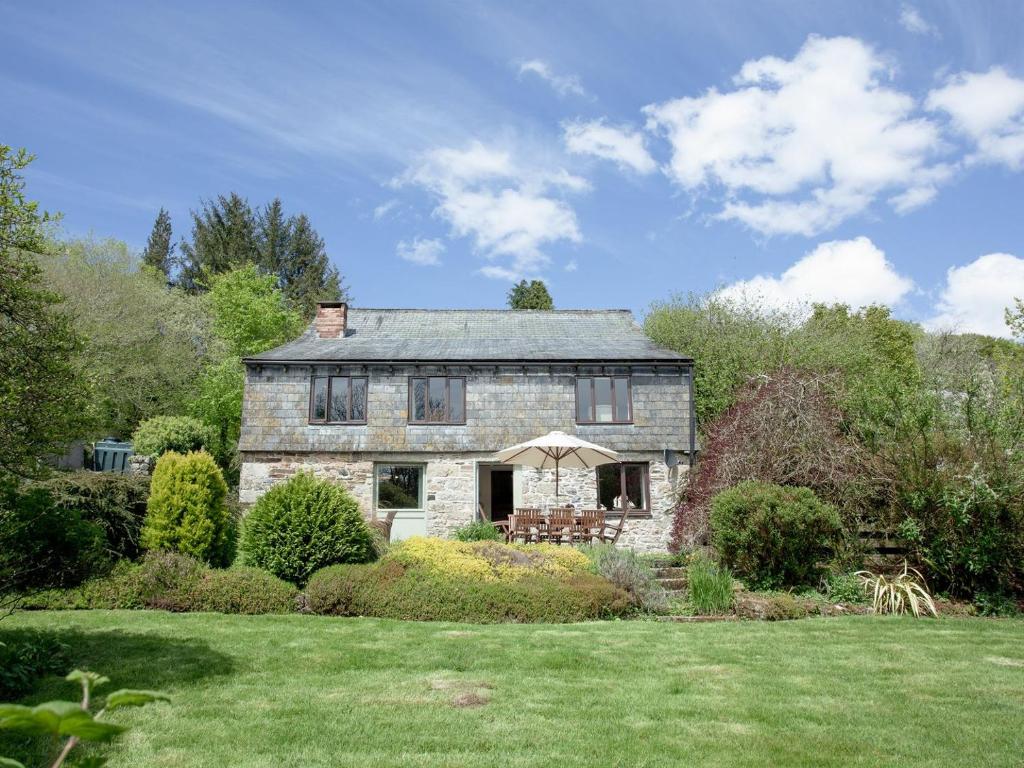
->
[[239, 449, 686, 552], [239, 364, 692, 456]]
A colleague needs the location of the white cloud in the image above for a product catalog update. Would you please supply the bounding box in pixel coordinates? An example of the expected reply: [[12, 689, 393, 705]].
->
[[517, 59, 587, 97], [373, 199, 399, 220], [924, 253, 1024, 338], [400, 141, 585, 278], [717, 237, 915, 311], [927, 67, 1024, 169], [899, 5, 938, 36], [563, 119, 656, 174], [397, 237, 445, 266], [564, 259, 578, 272], [643, 35, 946, 236]]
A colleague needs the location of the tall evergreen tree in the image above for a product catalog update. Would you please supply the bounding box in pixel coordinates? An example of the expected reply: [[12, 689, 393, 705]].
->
[[256, 198, 291, 278], [142, 207, 173, 277], [281, 213, 344, 319], [507, 279, 554, 310], [177, 193, 258, 292]]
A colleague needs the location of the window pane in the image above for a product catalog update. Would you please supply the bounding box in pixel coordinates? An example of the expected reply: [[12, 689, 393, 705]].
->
[[449, 379, 464, 422], [428, 377, 447, 421], [350, 378, 367, 421], [412, 379, 426, 421], [623, 464, 647, 510], [614, 377, 630, 421], [311, 378, 328, 421], [376, 465, 422, 509], [329, 377, 348, 422], [597, 464, 619, 511], [577, 379, 592, 422], [594, 377, 614, 422]]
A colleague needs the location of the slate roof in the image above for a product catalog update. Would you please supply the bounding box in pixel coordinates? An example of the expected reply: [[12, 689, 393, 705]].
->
[[245, 308, 690, 364]]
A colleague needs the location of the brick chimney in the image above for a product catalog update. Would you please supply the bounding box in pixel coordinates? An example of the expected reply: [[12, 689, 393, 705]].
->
[[314, 301, 348, 339]]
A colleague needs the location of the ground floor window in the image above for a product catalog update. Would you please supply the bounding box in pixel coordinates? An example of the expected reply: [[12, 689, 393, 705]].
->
[[375, 464, 425, 510], [596, 462, 649, 515]]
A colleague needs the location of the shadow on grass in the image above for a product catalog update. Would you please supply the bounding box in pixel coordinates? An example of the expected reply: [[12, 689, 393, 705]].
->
[[0, 627, 234, 766]]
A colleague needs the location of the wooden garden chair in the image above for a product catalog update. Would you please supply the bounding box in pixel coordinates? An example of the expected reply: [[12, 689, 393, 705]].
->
[[599, 511, 629, 545], [511, 508, 541, 544], [544, 507, 576, 545], [576, 509, 606, 544]]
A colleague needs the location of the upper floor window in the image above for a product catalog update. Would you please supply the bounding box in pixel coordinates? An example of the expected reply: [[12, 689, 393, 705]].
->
[[576, 376, 632, 424], [309, 376, 367, 424], [409, 376, 465, 424]]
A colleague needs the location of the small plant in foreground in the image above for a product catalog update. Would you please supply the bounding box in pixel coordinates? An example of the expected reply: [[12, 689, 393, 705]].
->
[[825, 572, 868, 604], [0, 669, 168, 768], [855, 562, 937, 618], [687, 553, 733, 615], [453, 520, 503, 542]]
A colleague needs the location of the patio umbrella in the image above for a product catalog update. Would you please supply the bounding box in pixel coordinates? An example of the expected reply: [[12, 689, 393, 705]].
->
[[492, 430, 619, 502]]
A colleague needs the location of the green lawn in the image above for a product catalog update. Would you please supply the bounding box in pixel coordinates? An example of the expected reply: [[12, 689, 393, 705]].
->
[[2, 612, 1023, 767]]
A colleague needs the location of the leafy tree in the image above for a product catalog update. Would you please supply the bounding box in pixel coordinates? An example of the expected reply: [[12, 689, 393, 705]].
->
[[191, 266, 303, 456], [0, 146, 90, 478], [176, 193, 258, 292], [1008, 298, 1024, 340], [142, 207, 173, 277], [41, 236, 218, 438], [507, 279, 554, 310]]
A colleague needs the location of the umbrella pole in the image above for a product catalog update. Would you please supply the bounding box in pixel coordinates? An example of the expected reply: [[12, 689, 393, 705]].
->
[[555, 455, 560, 503]]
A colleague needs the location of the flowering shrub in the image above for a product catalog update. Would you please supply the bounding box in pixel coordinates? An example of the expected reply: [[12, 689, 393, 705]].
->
[[386, 537, 591, 581]]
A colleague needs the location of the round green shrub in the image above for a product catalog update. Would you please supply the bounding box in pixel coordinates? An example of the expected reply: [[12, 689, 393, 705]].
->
[[141, 451, 235, 567], [453, 520, 503, 542], [132, 415, 219, 458], [709, 480, 843, 589], [242, 472, 375, 586]]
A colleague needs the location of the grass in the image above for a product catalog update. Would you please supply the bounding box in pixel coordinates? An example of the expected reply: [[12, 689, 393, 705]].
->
[[2, 611, 1023, 767]]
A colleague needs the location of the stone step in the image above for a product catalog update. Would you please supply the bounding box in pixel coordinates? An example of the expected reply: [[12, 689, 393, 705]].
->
[[654, 566, 687, 579], [656, 577, 687, 590], [661, 589, 685, 599]]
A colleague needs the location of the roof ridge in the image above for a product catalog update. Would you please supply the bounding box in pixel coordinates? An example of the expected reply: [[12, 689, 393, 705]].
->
[[346, 307, 634, 313]]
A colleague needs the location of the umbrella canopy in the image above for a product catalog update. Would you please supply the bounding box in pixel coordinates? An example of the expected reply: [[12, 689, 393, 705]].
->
[[492, 430, 619, 501]]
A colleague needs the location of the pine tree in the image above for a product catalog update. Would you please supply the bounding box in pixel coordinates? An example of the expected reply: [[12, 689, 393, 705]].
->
[[142, 207, 173, 277], [256, 198, 291, 278], [177, 193, 258, 292], [507, 279, 554, 310], [281, 213, 344, 319]]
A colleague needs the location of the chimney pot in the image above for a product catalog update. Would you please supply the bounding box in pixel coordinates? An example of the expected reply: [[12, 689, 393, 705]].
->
[[315, 301, 348, 339]]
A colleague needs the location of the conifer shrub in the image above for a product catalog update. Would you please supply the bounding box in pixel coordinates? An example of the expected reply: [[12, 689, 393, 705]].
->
[[710, 481, 843, 589], [34, 471, 150, 560], [242, 472, 375, 586], [140, 451, 235, 566]]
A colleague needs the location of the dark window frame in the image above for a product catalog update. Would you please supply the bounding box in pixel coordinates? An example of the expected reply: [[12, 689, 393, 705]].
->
[[575, 375, 633, 424], [595, 462, 651, 517], [407, 376, 467, 425], [308, 375, 368, 425], [373, 462, 426, 511]]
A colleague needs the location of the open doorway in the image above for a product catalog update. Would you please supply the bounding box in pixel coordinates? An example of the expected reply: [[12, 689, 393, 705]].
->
[[478, 464, 515, 523]]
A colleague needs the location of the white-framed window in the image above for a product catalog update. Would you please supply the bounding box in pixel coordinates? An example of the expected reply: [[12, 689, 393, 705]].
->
[[374, 463, 425, 510]]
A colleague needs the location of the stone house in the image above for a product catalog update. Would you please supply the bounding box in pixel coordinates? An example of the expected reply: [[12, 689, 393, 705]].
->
[[238, 303, 694, 552]]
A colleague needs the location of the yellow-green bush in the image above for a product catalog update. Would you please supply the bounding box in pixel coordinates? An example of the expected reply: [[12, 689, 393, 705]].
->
[[140, 451, 235, 566], [305, 560, 629, 623], [387, 536, 591, 582]]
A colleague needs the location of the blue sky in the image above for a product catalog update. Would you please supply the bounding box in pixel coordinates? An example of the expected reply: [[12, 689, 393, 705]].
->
[[3, 0, 1024, 336]]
